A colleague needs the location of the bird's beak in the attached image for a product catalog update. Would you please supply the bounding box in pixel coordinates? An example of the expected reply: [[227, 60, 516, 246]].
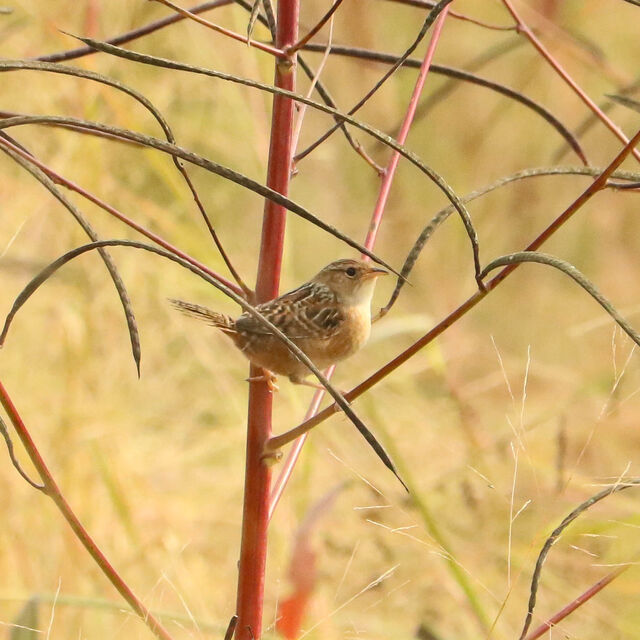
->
[[364, 266, 388, 279]]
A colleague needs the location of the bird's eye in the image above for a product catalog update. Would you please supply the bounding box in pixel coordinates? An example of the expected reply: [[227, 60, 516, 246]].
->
[[345, 267, 357, 277]]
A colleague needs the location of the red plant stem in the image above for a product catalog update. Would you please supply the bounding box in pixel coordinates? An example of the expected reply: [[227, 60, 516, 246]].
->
[[0, 379, 175, 640], [523, 566, 627, 640], [234, 1, 299, 639], [268, 365, 335, 520], [268, 8, 449, 514], [0, 136, 243, 296], [152, 0, 287, 58], [502, 0, 640, 164], [286, 0, 345, 53], [364, 6, 449, 250], [268, 126, 640, 451]]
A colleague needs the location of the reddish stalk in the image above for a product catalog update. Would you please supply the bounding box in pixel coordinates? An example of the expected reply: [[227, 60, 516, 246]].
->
[[0, 136, 243, 296], [151, 0, 287, 58], [234, 1, 299, 639], [285, 0, 345, 54], [268, 126, 640, 451], [268, 9, 450, 514], [365, 7, 449, 250], [0, 379, 175, 640], [523, 566, 627, 640], [502, 0, 640, 164]]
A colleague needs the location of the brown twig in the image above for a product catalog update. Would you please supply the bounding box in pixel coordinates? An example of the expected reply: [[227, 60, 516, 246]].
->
[[267, 7, 451, 510], [381, 0, 516, 30], [267, 127, 640, 450], [501, 0, 640, 164], [0, 380, 176, 640], [285, 0, 345, 53], [523, 566, 628, 640], [518, 480, 640, 640], [149, 0, 287, 57]]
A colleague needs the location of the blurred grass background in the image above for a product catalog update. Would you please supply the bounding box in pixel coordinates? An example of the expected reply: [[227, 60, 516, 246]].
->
[[2, 1, 640, 638]]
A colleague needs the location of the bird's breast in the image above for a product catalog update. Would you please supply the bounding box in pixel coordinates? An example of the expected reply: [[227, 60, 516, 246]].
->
[[310, 303, 371, 365]]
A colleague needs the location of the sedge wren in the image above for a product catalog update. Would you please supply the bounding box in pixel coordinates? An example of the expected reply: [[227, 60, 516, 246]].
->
[[171, 259, 387, 389]]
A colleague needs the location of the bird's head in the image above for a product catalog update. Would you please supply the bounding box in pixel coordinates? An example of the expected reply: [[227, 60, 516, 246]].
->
[[313, 259, 387, 306]]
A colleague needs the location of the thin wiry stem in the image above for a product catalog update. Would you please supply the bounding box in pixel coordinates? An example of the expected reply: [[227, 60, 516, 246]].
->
[[301, 43, 587, 165], [267, 128, 640, 450], [381, 0, 516, 30], [293, 0, 455, 163], [0, 113, 398, 275], [0, 380, 176, 640], [0, 415, 45, 490], [149, 0, 287, 57], [517, 480, 640, 640], [286, 0, 345, 53], [501, 0, 640, 164], [0, 59, 250, 295], [365, 7, 450, 252], [34, 0, 234, 63], [480, 251, 640, 347]]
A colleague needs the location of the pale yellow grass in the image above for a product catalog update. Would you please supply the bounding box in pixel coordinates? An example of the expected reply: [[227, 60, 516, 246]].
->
[[1, 1, 640, 638]]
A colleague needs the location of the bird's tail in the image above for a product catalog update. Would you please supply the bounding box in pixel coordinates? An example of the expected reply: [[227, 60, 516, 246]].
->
[[169, 299, 235, 333]]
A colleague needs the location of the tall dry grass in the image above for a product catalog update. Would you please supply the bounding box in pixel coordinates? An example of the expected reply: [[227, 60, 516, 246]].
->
[[2, 1, 640, 638]]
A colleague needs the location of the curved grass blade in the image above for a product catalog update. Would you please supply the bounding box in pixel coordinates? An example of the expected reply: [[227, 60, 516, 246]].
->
[[378, 165, 640, 318], [0, 113, 399, 277], [72, 36, 481, 283], [302, 44, 587, 165], [1, 239, 407, 491], [517, 479, 640, 640], [0, 59, 249, 295], [0, 415, 46, 491], [0, 141, 141, 375], [294, 0, 455, 161], [480, 251, 640, 347]]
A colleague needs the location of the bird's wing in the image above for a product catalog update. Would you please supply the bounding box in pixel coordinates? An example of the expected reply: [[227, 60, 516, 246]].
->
[[235, 282, 344, 339]]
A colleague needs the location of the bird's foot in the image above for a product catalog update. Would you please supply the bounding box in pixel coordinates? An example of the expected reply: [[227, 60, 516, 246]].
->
[[246, 370, 279, 393], [290, 376, 350, 401]]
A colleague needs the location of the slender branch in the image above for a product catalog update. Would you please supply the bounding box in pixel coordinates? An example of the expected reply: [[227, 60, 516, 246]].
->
[[501, 0, 640, 164], [0, 415, 45, 490], [149, 0, 287, 58], [518, 480, 640, 640], [480, 251, 640, 347], [286, 0, 345, 53], [267, 128, 640, 449], [301, 44, 587, 165], [294, 0, 455, 163], [365, 7, 450, 251], [523, 566, 628, 640], [268, 7, 450, 514], [0, 380, 176, 640], [34, 0, 234, 63], [0, 113, 398, 275], [0, 135, 243, 296], [381, 0, 516, 30]]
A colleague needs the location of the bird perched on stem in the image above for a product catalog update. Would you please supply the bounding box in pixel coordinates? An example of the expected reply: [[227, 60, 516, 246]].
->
[[171, 259, 387, 390]]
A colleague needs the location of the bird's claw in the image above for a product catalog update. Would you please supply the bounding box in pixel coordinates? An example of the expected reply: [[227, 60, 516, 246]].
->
[[246, 370, 280, 393]]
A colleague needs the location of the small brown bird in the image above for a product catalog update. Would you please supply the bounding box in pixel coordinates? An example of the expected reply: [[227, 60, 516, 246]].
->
[[171, 259, 387, 389]]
